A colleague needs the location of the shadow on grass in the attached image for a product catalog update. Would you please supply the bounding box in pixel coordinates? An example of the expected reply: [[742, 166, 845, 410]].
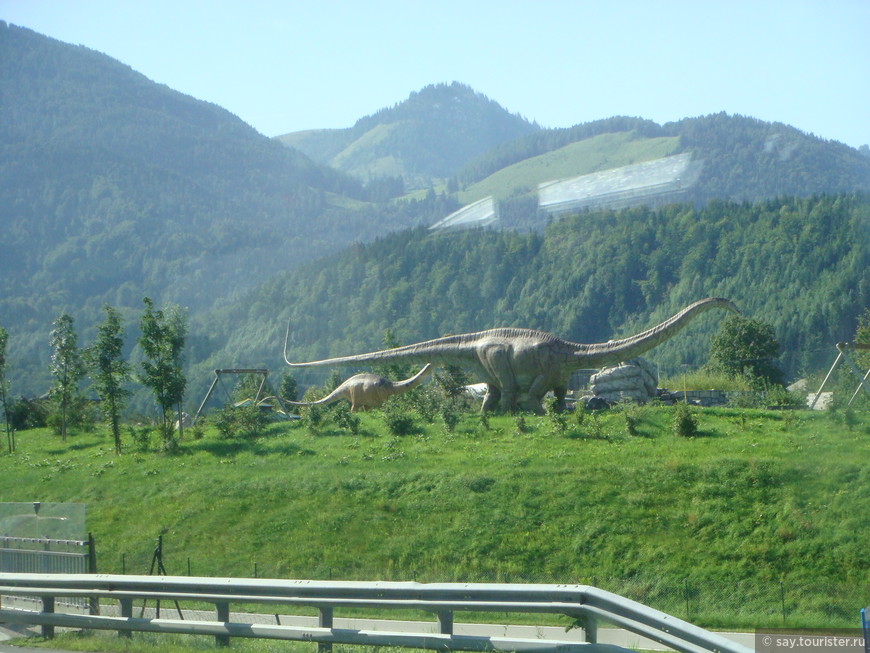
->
[[682, 428, 726, 438], [187, 436, 317, 458], [46, 437, 105, 455]]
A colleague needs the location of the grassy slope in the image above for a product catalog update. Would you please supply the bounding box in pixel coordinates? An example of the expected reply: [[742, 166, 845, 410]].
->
[[458, 132, 680, 203], [2, 406, 869, 629]]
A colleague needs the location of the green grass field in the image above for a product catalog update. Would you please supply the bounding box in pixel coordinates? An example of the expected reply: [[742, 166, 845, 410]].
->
[[2, 403, 869, 646], [458, 133, 680, 203]]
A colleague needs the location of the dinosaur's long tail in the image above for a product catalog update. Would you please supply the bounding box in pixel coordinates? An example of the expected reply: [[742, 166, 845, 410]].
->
[[283, 320, 475, 368]]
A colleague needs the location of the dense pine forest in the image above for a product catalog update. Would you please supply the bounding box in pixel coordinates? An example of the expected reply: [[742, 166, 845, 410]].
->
[[196, 193, 869, 397]]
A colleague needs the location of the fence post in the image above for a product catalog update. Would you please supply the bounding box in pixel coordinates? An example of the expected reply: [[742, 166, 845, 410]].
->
[[215, 601, 230, 647], [87, 532, 99, 615], [119, 598, 133, 638], [684, 578, 690, 619], [780, 581, 786, 625], [318, 606, 334, 653], [41, 595, 55, 639], [584, 616, 598, 644], [437, 610, 453, 635]]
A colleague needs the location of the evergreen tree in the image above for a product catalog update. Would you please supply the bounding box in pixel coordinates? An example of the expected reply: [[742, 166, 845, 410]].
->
[[85, 306, 131, 454], [49, 313, 85, 441]]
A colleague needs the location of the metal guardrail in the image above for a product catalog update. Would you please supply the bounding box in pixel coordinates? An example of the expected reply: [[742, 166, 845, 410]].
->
[[0, 573, 751, 653]]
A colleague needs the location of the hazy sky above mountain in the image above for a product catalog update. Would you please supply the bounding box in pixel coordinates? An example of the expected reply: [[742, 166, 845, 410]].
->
[[4, 0, 869, 148]]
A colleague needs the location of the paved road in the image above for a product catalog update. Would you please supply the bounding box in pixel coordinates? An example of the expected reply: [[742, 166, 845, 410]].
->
[[2, 614, 755, 651]]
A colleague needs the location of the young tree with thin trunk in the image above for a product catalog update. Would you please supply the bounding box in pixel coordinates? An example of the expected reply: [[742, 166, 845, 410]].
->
[[139, 297, 187, 451], [85, 306, 131, 454], [49, 313, 85, 441], [0, 325, 14, 453]]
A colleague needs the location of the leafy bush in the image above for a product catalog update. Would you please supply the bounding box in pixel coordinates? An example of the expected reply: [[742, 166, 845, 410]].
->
[[545, 398, 568, 436], [127, 424, 152, 452], [331, 403, 360, 435], [215, 404, 267, 439], [440, 406, 460, 434], [383, 409, 418, 436], [47, 396, 96, 435], [7, 397, 48, 430], [673, 402, 699, 437], [707, 314, 784, 388]]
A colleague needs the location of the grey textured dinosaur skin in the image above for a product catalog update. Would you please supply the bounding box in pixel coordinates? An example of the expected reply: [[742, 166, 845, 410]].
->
[[284, 298, 737, 414], [286, 364, 432, 412]]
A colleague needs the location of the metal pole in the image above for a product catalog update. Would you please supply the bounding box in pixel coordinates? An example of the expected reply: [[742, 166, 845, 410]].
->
[[684, 578, 690, 619], [318, 606, 334, 653], [88, 532, 99, 615], [780, 581, 786, 626], [41, 595, 55, 639], [215, 601, 230, 647], [849, 367, 870, 405], [119, 598, 133, 638], [810, 351, 842, 409], [192, 373, 221, 425]]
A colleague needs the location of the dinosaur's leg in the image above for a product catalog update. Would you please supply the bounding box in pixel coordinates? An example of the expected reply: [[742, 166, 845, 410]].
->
[[482, 384, 501, 412], [522, 374, 550, 414], [553, 385, 568, 411], [499, 389, 519, 412]]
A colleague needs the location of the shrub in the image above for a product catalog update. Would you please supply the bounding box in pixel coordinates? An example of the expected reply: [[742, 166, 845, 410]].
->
[[383, 409, 418, 436], [331, 404, 360, 435], [7, 397, 48, 430], [215, 404, 267, 439], [673, 402, 698, 438], [623, 406, 640, 436], [127, 424, 152, 452], [545, 398, 568, 436], [440, 406, 460, 434]]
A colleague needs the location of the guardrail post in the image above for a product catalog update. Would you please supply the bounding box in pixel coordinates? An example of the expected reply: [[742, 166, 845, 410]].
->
[[584, 616, 597, 644], [41, 595, 55, 639], [318, 606, 333, 653], [119, 598, 133, 638], [215, 601, 230, 647], [88, 532, 99, 615], [437, 610, 453, 635]]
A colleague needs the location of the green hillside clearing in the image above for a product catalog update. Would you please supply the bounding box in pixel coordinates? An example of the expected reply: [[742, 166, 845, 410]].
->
[[458, 133, 680, 203]]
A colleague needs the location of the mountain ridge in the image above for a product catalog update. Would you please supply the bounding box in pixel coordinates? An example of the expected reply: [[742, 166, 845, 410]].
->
[[2, 22, 870, 399], [277, 81, 540, 189]]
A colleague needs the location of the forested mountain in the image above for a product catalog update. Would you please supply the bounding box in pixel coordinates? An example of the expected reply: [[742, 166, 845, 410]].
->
[[196, 193, 869, 397], [3, 21, 870, 402], [0, 23, 455, 393], [280, 93, 870, 215], [276, 82, 540, 190]]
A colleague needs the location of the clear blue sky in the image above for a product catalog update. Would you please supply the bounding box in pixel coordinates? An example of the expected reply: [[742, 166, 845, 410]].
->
[[3, 0, 869, 148]]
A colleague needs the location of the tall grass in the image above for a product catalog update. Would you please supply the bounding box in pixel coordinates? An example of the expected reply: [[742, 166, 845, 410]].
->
[[2, 405, 869, 633]]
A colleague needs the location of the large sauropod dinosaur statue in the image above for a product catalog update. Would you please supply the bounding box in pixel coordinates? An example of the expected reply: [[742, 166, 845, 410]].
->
[[285, 364, 433, 412], [284, 297, 737, 413]]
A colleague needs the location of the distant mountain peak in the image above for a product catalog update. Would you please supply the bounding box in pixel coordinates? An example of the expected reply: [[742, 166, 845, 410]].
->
[[279, 81, 539, 188]]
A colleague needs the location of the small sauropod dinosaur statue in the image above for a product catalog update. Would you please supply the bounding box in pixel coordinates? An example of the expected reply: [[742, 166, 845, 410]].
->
[[285, 363, 433, 412], [283, 298, 737, 414]]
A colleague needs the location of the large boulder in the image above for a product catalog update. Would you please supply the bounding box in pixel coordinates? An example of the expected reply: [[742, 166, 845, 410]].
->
[[587, 358, 658, 404]]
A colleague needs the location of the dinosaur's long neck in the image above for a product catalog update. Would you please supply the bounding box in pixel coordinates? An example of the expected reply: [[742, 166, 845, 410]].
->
[[569, 297, 738, 368], [393, 364, 433, 390]]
